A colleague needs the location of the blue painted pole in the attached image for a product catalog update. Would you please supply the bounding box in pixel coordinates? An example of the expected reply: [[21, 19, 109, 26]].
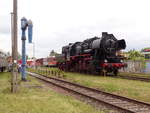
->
[[21, 30, 26, 80], [21, 17, 33, 81]]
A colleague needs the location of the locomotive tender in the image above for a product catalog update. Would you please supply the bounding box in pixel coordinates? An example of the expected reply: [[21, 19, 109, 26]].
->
[[58, 32, 126, 75]]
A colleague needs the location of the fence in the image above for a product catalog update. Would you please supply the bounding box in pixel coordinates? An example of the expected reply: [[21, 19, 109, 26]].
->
[[29, 67, 65, 78], [120, 60, 150, 74]]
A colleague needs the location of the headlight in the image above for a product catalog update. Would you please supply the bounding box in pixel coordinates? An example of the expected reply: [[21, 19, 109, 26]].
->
[[120, 60, 123, 62], [104, 59, 108, 63]]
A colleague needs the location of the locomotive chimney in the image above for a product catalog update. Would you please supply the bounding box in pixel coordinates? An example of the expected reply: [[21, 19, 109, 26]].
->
[[109, 34, 114, 37], [102, 32, 108, 37]]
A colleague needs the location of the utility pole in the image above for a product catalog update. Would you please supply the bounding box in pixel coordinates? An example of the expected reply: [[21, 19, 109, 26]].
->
[[11, 0, 18, 93]]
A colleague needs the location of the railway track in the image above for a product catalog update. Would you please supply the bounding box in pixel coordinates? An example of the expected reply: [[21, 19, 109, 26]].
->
[[36, 68, 150, 82], [116, 75, 150, 82], [28, 72, 150, 113]]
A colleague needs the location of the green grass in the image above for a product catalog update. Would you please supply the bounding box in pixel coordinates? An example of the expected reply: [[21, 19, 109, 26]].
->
[[0, 72, 106, 113]]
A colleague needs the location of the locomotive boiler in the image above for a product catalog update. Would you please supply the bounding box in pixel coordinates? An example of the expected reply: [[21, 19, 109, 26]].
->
[[57, 32, 126, 75]]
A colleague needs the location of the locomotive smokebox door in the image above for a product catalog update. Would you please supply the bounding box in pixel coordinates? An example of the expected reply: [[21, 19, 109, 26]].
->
[[116, 39, 126, 50]]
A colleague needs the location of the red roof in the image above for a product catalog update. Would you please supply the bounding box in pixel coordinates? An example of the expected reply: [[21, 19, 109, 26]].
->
[[143, 49, 150, 52]]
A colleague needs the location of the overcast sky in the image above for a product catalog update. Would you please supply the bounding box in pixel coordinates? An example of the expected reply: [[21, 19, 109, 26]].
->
[[0, 0, 150, 58]]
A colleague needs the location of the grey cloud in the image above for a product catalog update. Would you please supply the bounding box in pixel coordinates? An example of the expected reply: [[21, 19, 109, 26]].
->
[[0, 16, 11, 34], [23, 19, 150, 58], [0, 26, 10, 34]]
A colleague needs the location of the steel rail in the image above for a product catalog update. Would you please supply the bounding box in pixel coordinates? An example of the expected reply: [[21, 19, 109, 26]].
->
[[116, 75, 150, 82]]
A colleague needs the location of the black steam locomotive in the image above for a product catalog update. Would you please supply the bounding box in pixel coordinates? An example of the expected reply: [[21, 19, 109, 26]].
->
[[57, 32, 126, 75]]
